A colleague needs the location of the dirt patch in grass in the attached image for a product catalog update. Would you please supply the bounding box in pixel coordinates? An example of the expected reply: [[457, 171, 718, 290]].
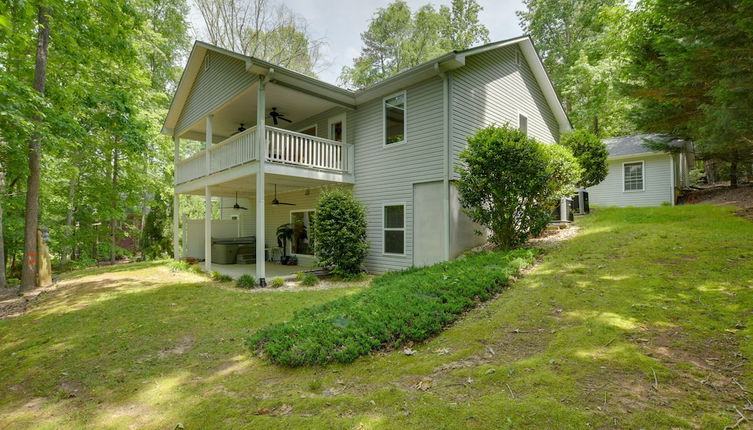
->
[[685, 184, 753, 221]]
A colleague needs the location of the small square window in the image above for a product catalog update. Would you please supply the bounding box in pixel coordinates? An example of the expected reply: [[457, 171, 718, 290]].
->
[[624, 162, 644, 191], [518, 113, 528, 135], [384, 93, 406, 145], [383, 205, 405, 254]]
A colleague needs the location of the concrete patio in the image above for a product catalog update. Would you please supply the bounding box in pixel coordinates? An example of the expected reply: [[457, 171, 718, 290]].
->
[[199, 262, 316, 280]]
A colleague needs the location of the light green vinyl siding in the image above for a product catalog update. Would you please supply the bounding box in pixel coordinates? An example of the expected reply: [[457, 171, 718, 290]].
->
[[176, 51, 257, 135], [351, 76, 445, 273], [586, 154, 674, 207], [450, 45, 560, 179]]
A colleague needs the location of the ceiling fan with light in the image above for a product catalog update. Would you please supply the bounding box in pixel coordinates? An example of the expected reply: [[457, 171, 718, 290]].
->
[[268, 107, 292, 125], [222, 192, 248, 210], [271, 184, 295, 206]]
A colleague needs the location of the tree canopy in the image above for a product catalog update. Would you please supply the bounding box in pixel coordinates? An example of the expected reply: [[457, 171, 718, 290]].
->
[[339, 0, 489, 88]]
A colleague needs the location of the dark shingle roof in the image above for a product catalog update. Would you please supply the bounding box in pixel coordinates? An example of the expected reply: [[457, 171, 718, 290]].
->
[[603, 134, 688, 158]]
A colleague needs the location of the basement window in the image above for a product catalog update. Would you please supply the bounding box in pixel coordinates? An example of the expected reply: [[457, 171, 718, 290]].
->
[[383, 204, 405, 255]]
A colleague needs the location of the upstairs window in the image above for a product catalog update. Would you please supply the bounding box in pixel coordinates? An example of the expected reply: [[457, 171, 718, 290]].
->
[[328, 114, 345, 142], [384, 92, 406, 146], [623, 161, 644, 191], [383, 204, 405, 255], [518, 113, 528, 135]]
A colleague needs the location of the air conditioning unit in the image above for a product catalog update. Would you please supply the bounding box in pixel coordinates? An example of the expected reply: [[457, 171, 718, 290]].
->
[[551, 197, 574, 223], [572, 189, 590, 214]]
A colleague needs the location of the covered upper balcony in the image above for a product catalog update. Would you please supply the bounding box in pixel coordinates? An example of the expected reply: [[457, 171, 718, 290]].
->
[[173, 79, 354, 193]]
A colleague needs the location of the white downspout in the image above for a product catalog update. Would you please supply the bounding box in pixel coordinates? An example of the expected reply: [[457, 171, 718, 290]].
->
[[437, 64, 451, 261], [204, 115, 213, 270]]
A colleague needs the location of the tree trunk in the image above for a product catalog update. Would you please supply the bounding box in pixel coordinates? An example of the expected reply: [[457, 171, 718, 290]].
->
[[60, 176, 77, 266], [20, 6, 50, 291], [0, 166, 6, 289], [592, 115, 599, 136], [730, 158, 738, 189], [110, 148, 119, 265]]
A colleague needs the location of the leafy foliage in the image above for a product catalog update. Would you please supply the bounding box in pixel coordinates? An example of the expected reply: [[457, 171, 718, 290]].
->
[[248, 248, 538, 366], [270, 277, 285, 288], [559, 130, 609, 188], [518, 0, 635, 136], [455, 125, 581, 248], [625, 0, 753, 186], [236, 274, 256, 289], [340, 0, 489, 88], [300, 273, 319, 287], [311, 188, 368, 278]]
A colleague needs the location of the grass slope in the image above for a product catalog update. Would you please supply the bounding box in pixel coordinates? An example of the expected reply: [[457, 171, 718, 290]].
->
[[0, 204, 751, 429]]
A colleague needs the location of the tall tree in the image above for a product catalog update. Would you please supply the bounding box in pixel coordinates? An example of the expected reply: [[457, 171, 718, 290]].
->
[[194, 0, 326, 76], [340, 0, 489, 88], [517, 0, 635, 136], [20, 5, 49, 291], [625, 0, 753, 187]]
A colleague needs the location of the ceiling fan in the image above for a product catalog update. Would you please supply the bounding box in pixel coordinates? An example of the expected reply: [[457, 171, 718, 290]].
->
[[230, 123, 247, 136], [268, 107, 292, 125], [222, 192, 248, 210], [271, 184, 295, 206]]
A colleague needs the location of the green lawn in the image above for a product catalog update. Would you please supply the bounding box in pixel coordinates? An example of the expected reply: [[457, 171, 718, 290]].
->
[[0, 205, 751, 429]]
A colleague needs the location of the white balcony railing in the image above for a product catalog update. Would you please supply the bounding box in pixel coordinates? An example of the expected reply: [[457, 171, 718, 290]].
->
[[175, 125, 353, 185]]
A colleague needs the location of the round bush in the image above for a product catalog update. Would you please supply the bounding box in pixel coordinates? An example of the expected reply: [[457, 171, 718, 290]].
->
[[455, 125, 581, 248], [311, 188, 368, 278], [558, 129, 608, 188]]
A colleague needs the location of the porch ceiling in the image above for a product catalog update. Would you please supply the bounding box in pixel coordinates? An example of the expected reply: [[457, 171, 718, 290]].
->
[[180, 172, 343, 198], [179, 82, 340, 141]]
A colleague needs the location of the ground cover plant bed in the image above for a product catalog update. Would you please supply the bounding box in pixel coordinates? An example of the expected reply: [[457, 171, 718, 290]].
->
[[248, 248, 538, 366]]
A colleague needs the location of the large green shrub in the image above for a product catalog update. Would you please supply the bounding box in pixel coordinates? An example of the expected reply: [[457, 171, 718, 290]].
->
[[558, 129, 608, 188], [248, 248, 537, 366], [455, 125, 581, 248], [311, 188, 368, 278]]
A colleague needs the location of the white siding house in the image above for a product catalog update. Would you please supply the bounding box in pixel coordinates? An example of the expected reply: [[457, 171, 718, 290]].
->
[[587, 134, 694, 207], [163, 36, 571, 283]]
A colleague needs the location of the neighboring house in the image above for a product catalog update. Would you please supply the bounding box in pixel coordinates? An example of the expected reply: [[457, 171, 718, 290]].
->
[[162, 36, 571, 284], [586, 134, 694, 207]]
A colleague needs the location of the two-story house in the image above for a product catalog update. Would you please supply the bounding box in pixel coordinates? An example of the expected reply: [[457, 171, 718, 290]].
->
[[162, 35, 571, 285]]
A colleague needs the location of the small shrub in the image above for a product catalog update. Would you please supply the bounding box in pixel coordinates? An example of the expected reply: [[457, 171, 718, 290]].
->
[[300, 274, 319, 286], [312, 188, 368, 278], [212, 272, 232, 282], [236, 274, 256, 289], [248, 248, 538, 366], [307, 379, 323, 393], [167, 260, 190, 272], [295, 272, 306, 281], [455, 125, 581, 248], [270, 277, 285, 288], [189, 264, 204, 274]]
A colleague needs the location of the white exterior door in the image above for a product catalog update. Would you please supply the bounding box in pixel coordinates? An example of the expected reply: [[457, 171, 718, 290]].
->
[[413, 181, 445, 267]]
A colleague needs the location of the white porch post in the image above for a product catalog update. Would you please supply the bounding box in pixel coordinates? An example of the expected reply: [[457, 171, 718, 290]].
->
[[205, 185, 212, 271], [205, 116, 213, 271], [173, 136, 181, 260], [255, 77, 267, 286]]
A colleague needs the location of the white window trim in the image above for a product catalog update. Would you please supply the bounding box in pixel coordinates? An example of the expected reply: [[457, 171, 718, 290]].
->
[[289, 209, 316, 256], [297, 124, 318, 136], [327, 113, 347, 142], [622, 160, 646, 193], [382, 202, 407, 256], [382, 90, 407, 148], [517, 111, 528, 134]]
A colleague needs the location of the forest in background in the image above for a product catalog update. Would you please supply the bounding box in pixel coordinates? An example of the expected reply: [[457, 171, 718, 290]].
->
[[1, 0, 751, 289]]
